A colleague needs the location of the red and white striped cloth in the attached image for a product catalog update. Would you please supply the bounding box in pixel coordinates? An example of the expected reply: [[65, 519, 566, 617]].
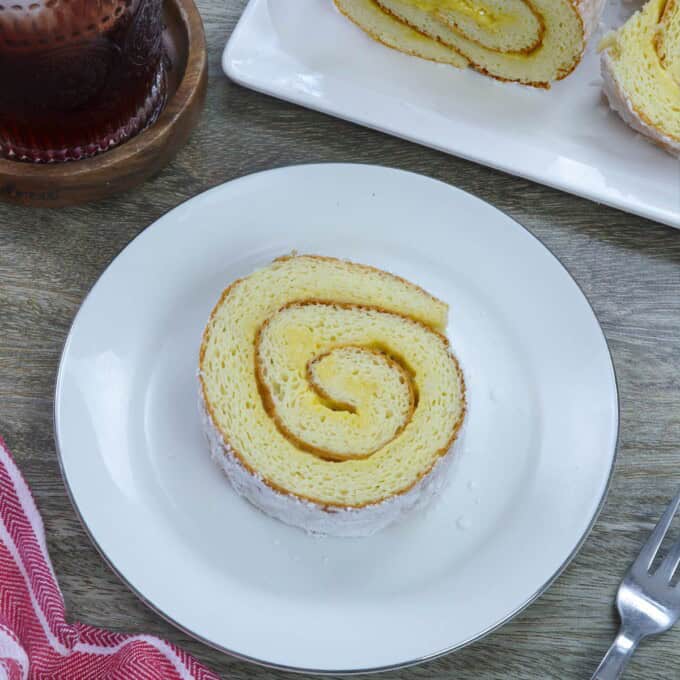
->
[[0, 435, 220, 680]]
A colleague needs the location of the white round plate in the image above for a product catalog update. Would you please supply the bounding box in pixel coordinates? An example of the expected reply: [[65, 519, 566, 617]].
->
[[55, 164, 618, 674]]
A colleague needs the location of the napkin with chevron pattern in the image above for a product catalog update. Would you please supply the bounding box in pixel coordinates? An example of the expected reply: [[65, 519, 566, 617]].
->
[[0, 435, 220, 680]]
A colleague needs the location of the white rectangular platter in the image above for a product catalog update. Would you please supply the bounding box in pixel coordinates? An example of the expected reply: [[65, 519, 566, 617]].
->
[[223, 0, 680, 229]]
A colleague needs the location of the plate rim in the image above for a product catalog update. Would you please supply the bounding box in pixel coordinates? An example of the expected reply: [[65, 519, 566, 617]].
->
[[222, 0, 679, 231], [53, 163, 620, 675]]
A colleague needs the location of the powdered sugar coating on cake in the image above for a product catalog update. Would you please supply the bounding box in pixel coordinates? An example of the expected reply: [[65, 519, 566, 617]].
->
[[579, 0, 608, 41], [199, 387, 460, 538]]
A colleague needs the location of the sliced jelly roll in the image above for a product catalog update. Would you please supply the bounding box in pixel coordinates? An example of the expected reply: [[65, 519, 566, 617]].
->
[[335, 0, 606, 86], [199, 255, 466, 537], [600, 0, 680, 157]]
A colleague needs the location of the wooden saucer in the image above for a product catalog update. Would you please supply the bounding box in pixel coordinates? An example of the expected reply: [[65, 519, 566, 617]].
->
[[0, 0, 207, 208]]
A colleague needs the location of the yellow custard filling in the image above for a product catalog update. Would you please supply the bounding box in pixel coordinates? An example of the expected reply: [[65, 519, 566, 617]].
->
[[403, 0, 511, 27]]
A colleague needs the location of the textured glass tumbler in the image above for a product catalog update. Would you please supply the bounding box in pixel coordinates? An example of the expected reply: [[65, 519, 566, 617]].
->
[[0, 0, 168, 162]]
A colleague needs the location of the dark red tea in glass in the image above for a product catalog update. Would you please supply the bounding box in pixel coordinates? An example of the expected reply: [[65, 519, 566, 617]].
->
[[0, 0, 168, 162]]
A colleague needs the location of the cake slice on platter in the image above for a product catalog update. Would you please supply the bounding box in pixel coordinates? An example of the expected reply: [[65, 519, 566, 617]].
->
[[334, 0, 606, 87], [600, 0, 680, 157]]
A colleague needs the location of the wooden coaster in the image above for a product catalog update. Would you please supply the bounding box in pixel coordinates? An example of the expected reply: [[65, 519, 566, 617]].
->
[[0, 0, 208, 208]]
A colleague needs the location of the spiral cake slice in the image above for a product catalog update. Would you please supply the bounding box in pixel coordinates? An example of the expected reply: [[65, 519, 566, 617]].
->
[[600, 0, 680, 157], [335, 0, 605, 86], [199, 255, 466, 537]]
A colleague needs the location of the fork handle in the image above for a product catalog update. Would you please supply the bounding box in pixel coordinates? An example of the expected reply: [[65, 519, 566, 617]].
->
[[591, 630, 641, 680]]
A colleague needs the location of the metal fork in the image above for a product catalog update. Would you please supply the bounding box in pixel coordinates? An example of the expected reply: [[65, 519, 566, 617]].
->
[[592, 490, 680, 679]]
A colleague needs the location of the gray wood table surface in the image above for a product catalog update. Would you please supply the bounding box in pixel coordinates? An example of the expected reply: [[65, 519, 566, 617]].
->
[[1, 2, 679, 678]]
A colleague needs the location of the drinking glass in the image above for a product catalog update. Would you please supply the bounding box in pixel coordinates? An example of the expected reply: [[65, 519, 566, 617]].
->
[[0, 0, 168, 162]]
